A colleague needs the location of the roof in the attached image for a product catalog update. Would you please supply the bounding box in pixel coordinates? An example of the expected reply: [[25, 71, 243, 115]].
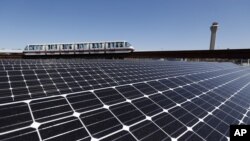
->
[[0, 49, 23, 53]]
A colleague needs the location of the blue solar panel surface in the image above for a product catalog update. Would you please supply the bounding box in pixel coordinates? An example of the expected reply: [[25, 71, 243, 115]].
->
[[0, 59, 250, 141]]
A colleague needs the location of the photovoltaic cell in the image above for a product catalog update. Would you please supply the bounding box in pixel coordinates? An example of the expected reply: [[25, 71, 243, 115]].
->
[[67, 92, 103, 113], [80, 108, 122, 138], [0, 128, 40, 141], [178, 131, 203, 141], [100, 130, 136, 141], [152, 112, 187, 138], [110, 102, 145, 126], [94, 88, 126, 105], [163, 90, 187, 104], [182, 102, 208, 118], [147, 81, 169, 91], [159, 79, 178, 88], [132, 97, 163, 116], [115, 85, 144, 99], [30, 96, 73, 122], [39, 116, 90, 141], [133, 83, 157, 95], [130, 120, 171, 141], [0, 102, 33, 133], [193, 122, 227, 141], [169, 106, 199, 127], [149, 93, 176, 109]]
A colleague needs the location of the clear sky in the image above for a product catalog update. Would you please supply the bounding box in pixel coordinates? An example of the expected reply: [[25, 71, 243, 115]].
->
[[0, 0, 250, 51]]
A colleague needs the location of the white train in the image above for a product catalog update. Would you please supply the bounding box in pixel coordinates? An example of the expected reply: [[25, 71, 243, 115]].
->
[[23, 41, 134, 56]]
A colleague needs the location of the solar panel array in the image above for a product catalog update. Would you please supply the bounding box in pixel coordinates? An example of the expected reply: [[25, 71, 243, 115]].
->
[[0, 59, 250, 141]]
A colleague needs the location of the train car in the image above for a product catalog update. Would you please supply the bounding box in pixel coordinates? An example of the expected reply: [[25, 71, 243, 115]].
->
[[60, 44, 75, 55], [23, 45, 46, 55], [75, 43, 89, 54], [105, 41, 131, 54], [23, 41, 134, 56], [46, 44, 61, 55], [89, 42, 105, 54]]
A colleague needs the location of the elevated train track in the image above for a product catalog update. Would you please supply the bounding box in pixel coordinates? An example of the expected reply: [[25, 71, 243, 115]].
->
[[128, 49, 250, 59], [1, 49, 250, 59]]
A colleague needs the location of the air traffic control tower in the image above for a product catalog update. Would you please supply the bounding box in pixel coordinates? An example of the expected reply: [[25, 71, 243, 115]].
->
[[209, 22, 219, 50]]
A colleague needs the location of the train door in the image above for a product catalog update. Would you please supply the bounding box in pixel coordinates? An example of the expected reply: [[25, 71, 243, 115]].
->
[[112, 42, 115, 53], [116, 42, 124, 53], [96, 43, 104, 54], [104, 42, 107, 54], [83, 43, 89, 54], [106, 42, 115, 54], [89, 43, 94, 54], [75, 44, 82, 54], [46, 44, 59, 55], [72, 44, 77, 55]]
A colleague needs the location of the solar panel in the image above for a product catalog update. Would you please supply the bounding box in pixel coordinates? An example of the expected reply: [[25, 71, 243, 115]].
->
[[0, 59, 250, 141]]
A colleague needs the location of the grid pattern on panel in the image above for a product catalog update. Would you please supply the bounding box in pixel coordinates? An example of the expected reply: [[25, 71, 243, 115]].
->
[[0, 59, 250, 141]]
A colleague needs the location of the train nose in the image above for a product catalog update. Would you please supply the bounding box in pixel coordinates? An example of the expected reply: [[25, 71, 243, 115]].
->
[[130, 46, 135, 52]]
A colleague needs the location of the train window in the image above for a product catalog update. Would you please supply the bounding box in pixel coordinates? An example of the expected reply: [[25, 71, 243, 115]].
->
[[125, 42, 131, 47], [108, 43, 111, 48], [99, 43, 102, 48], [29, 45, 34, 50], [111, 42, 115, 48], [83, 43, 88, 49], [92, 43, 95, 48], [117, 42, 123, 47], [49, 45, 56, 50], [37, 45, 42, 50], [78, 44, 83, 49], [63, 44, 71, 49], [35, 46, 39, 50]]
